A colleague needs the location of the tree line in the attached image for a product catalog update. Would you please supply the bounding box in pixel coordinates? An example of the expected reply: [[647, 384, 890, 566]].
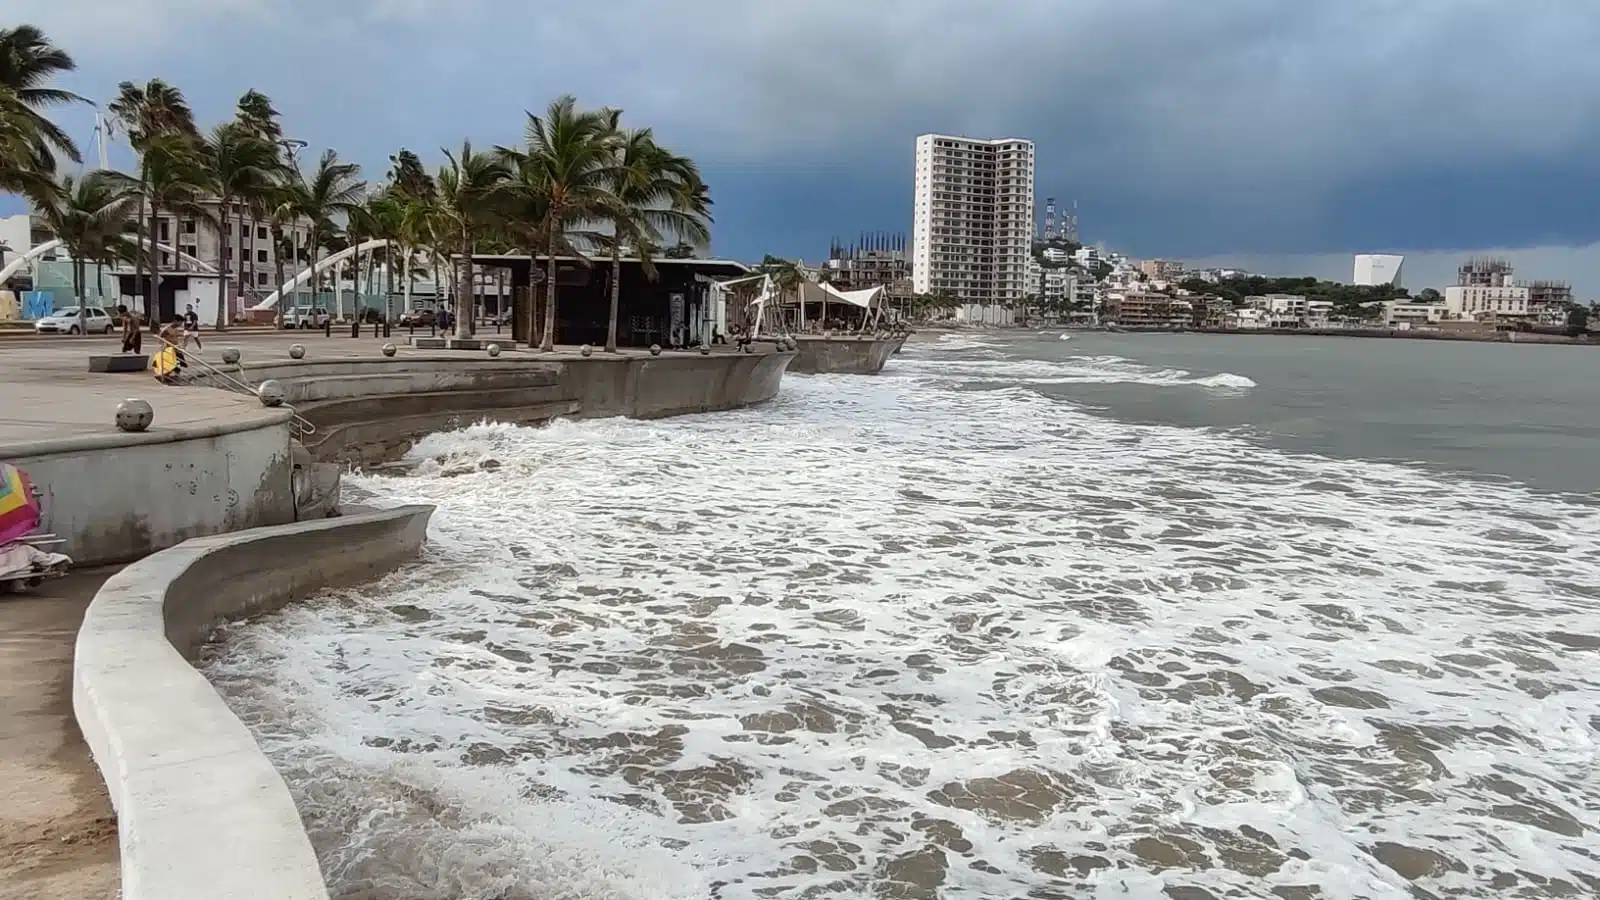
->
[[0, 24, 710, 352], [1173, 274, 1413, 317]]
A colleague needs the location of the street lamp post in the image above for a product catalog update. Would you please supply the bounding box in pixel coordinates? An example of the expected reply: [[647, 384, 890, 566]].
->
[[277, 139, 308, 327]]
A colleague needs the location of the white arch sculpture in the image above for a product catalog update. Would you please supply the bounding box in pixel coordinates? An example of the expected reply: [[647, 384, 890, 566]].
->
[[249, 238, 392, 312], [0, 237, 218, 285]]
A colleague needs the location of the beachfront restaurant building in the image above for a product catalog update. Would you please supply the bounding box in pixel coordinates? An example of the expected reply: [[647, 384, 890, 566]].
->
[[468, 254, 750, 348]]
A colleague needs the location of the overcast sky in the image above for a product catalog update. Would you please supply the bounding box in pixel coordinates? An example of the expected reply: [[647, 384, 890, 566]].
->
[[8, 0, 1600, 290]]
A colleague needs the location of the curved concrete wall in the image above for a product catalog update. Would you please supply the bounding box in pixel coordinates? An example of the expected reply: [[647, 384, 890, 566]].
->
[[74, 505, 435, 900], [788, 336, 907, 375], [203, 350, 794, 465], [5, 413, 299, 566]]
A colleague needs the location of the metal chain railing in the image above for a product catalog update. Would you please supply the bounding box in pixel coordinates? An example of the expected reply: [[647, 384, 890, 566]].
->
[[152, 335, 317, 436]]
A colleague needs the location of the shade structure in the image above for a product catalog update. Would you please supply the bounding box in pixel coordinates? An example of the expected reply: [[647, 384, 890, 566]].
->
[[0, 463, 41, 546]]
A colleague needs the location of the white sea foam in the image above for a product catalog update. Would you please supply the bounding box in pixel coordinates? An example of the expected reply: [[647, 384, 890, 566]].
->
[[206, 341, 1600, 900]]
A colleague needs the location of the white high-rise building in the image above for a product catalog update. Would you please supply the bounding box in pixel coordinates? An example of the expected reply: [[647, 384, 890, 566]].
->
[[911, 134, 1035, 323], [1353, 254, 1404, 288]]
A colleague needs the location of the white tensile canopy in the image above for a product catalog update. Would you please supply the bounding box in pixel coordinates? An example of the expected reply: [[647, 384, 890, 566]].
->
[[796, 280, 884, 310]]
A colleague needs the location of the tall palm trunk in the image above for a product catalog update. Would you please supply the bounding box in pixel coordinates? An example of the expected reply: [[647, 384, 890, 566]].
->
[[133, 192, 147, 323], [401, 249, 411, 324], [456, 227, 472, 340], [605, 242, 622, 353], [147, 201, 162, 329], [385, 244, 395, 324], [541, 228, 558, 352], [274, 239, 286, 327], [244, 213, 255, 306], [215, 197, 231, 330], [72, 258, 85, 333]]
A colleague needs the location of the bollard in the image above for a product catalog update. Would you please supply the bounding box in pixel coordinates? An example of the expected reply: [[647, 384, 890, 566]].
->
[[115, 398, 154, 433], [257, 380, 285, 407], [323, 320, 331, 338], [351, 320, 360, 338]]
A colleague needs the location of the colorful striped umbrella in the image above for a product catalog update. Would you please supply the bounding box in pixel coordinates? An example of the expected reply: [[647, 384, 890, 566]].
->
[[0, 463, 42, 546]]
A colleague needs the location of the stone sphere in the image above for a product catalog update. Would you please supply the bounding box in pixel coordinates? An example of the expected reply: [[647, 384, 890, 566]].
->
[[381, 343, 397, 357], [649, 344, 662, 356], [115, 398, 153, 433], [288, 343, 306, 360], [699, 343, 711, 355], [579, 344, 593, 357], [785, 338, 798, 351], [257, 380, 285, 407], [742, 342, 754, 354], [486, 343, 502, 357], [220, 347, 241, 365]]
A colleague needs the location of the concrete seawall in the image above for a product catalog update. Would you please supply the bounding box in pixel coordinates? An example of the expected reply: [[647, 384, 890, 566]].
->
[[788, 336, 907, 375], [4, 411, 300, 566], [205, 349, 794, 465], [73, 504, 434, 900]]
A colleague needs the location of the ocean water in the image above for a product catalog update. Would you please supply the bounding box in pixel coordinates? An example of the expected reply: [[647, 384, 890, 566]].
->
[[205, 333, 1600, 900]]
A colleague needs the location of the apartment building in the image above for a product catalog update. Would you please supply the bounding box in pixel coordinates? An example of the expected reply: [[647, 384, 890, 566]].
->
[[1106, 291, 1191, 328], [148, 200, 313, 298], [911, 133, 1035, 320], [1139, 259, 1186, 282], [823, 234, 912, 303], [1444, 284, 1530, 320]]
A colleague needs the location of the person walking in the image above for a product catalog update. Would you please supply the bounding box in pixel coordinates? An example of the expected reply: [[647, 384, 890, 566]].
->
[[117, 305, 142, 354], [181, 304, 203, 350]]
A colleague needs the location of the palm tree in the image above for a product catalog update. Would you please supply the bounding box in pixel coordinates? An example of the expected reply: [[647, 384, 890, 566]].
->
[[295, 149, 364, 320], [106, 133, 212, 317], [0, 25, 86, 186], [233, 90, 283, 303], [109, 79, 199, 325], [497, 95, 619, 351], [597, 128, 711, 352], [33, 170, 139, 332], [434, 140, 509, 340], [202, 121, 278, 330], [0, 91, 59, 204]]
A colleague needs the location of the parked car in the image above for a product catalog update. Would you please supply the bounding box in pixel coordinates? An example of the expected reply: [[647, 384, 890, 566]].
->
[[399, 308, 436, 327], [34, 307, 115, 335], [282, 306, 332, 329]]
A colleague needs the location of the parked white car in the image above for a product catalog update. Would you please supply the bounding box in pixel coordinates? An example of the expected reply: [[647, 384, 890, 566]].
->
[[282, 306, 332, 329], [34, 307, 116, 335]]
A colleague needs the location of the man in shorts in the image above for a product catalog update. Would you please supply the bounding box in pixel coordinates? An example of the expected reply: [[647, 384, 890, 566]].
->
[[118, 305, 142, 354], [181, 304, 203, 350]]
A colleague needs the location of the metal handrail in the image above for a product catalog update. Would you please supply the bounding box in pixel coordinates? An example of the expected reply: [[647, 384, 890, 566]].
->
[[153, 335, 317, 436]]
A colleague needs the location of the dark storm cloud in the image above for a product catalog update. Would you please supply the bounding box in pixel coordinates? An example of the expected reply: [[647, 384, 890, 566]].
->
[[14, 0, 1600, 258]]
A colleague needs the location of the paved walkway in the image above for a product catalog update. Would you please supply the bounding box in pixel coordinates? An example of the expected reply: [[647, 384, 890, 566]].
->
[[0, 336, 277, 453], [0, 569, 120, 900], [0, 330, 760, 452]]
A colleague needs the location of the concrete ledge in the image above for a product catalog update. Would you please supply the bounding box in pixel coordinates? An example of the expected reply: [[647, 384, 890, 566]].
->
[[74, 504, 435, 900], [788, 336, 906, 375], [0, 406, 294, 460]]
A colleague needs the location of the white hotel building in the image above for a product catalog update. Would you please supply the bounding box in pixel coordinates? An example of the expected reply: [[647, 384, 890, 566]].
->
[[911, 134, 1035, 324]]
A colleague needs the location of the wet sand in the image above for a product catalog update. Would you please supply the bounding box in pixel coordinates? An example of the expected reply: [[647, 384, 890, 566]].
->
[[0, 569, 119, 900]]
